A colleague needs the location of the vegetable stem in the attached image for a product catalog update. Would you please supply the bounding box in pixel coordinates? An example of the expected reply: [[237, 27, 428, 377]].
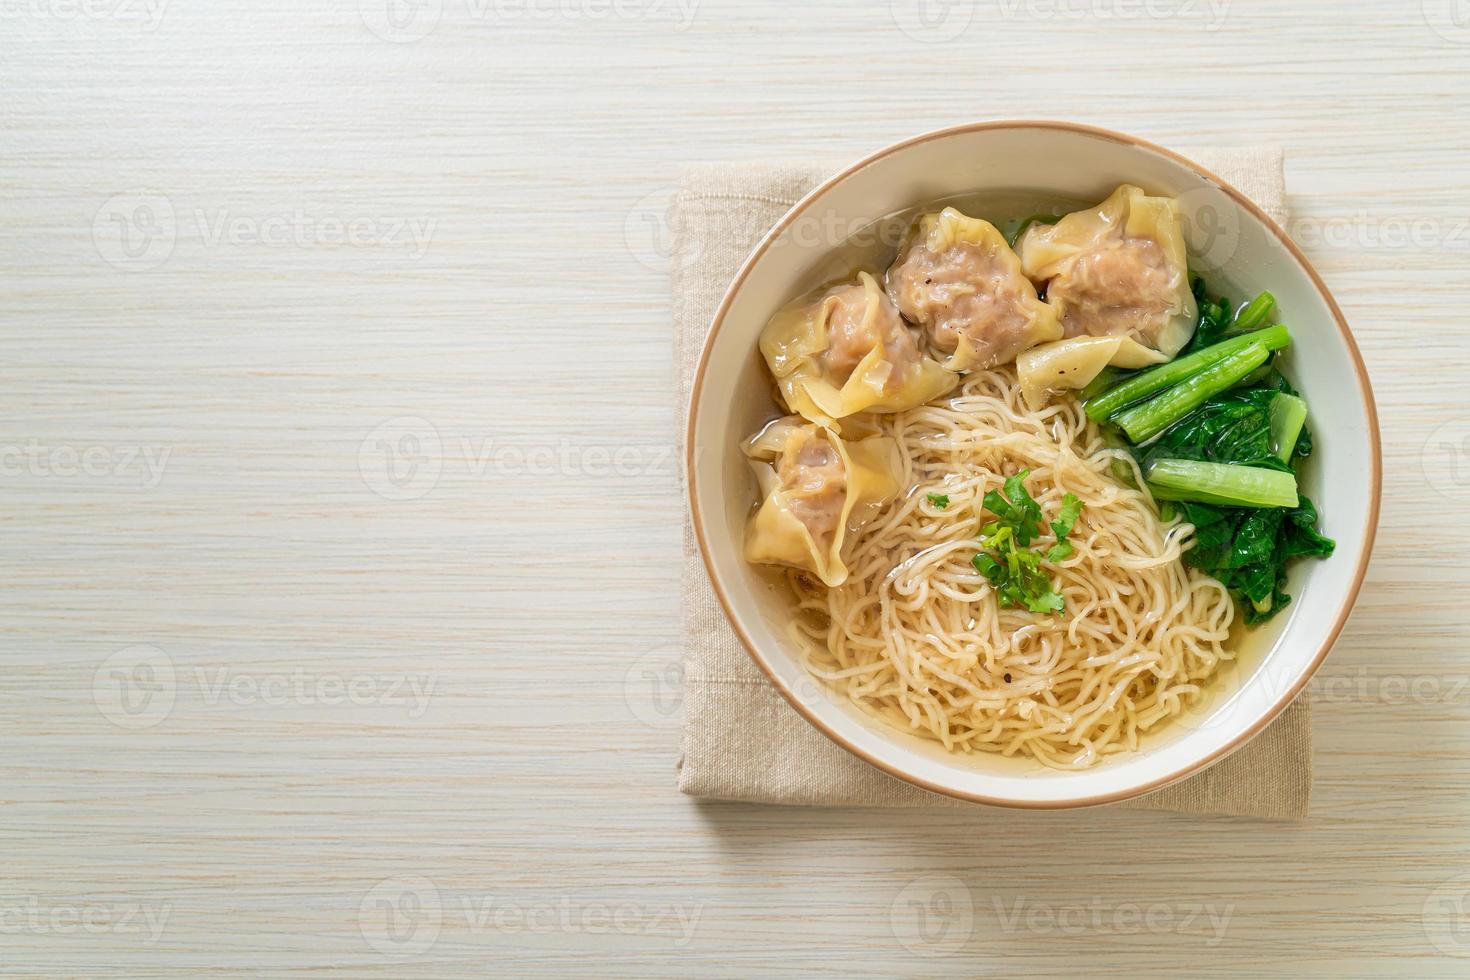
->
[[1145, 459, 1300, 509], [1231, 291, 1276, 333], [1084, 324, 1290, 421], [1113, 343, 1272, 443], [1078, 366, 1122, 401], [1268, 394, 1308, 463]]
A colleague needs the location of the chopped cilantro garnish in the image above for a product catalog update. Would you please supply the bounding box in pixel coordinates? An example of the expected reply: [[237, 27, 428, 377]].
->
[[1045, 493, 1084, 562], [971, 470, 1082, 615], [926, 492, 950, 509]]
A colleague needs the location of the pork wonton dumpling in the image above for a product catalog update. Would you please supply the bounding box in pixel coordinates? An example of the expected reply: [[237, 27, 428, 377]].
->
[[1015, 335, 1169, 407], [742, 416, 902, 587], [886, 207, 1062, 372], [1016, 184, 1198, 358], [760, 271, 957, 425]]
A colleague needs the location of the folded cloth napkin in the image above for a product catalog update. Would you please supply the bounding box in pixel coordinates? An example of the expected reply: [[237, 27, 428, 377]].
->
[[672, 148, 1311, 819]]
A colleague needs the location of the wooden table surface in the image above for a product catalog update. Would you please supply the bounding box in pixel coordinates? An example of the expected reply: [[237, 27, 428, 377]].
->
[[4, 0, 1468, 974]]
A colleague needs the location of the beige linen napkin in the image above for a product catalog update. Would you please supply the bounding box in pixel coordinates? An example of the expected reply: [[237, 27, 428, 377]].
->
[[672, 148, 1311, 819]]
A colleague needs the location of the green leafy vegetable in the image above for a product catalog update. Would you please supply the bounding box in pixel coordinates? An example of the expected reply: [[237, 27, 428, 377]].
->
[[1135, 369, 1309, 473], [1268, 394, 1307, 463], [1122, 275, 1334, 624], [1083, 325, 1290, 422], [1078, 365, 1124, 402], [926, 492, 950, 509], [1145, 459, 1299, 509], [1113, 342, 1272, 443], [1230, 291, 1276, 334], [971, 470, 1082, 614], [1180, 276, 1235, 354], [1171, 497, 1334, 624]]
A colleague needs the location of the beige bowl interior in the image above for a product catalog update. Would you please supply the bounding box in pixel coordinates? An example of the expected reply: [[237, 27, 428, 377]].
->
[[686, 122, 1379, 807]]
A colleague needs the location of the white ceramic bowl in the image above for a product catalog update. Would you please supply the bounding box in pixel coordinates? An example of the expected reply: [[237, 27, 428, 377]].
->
[[685, 121, 1380, 808]]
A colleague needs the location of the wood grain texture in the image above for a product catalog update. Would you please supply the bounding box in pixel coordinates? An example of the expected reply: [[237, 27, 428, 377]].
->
[[1, 0, 1467, 974]]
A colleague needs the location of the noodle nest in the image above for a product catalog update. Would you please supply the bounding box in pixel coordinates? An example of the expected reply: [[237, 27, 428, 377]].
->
[[787, 367, 1236, 769]]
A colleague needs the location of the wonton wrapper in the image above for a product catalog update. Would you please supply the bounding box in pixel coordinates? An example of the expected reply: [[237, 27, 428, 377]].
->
[[742, 416, 902, 587], [886, 208, 1062, 372], [1016, 335, 1169, 406], [1017, 184, 1198, 358], [760, 271, 957, 426]]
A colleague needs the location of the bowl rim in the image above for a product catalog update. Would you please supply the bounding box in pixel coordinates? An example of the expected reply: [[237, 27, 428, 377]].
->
[[683, 119, 1382, 809]]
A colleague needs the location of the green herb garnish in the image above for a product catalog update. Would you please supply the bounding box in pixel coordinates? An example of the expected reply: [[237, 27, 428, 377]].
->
[[926, 492, 950, 509], [1045, 493, 1084, 562], [970, 470, 1082, 615]]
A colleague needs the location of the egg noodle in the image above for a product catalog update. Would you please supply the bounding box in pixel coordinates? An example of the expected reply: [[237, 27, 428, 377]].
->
[[785, 366, 1236, 769]]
